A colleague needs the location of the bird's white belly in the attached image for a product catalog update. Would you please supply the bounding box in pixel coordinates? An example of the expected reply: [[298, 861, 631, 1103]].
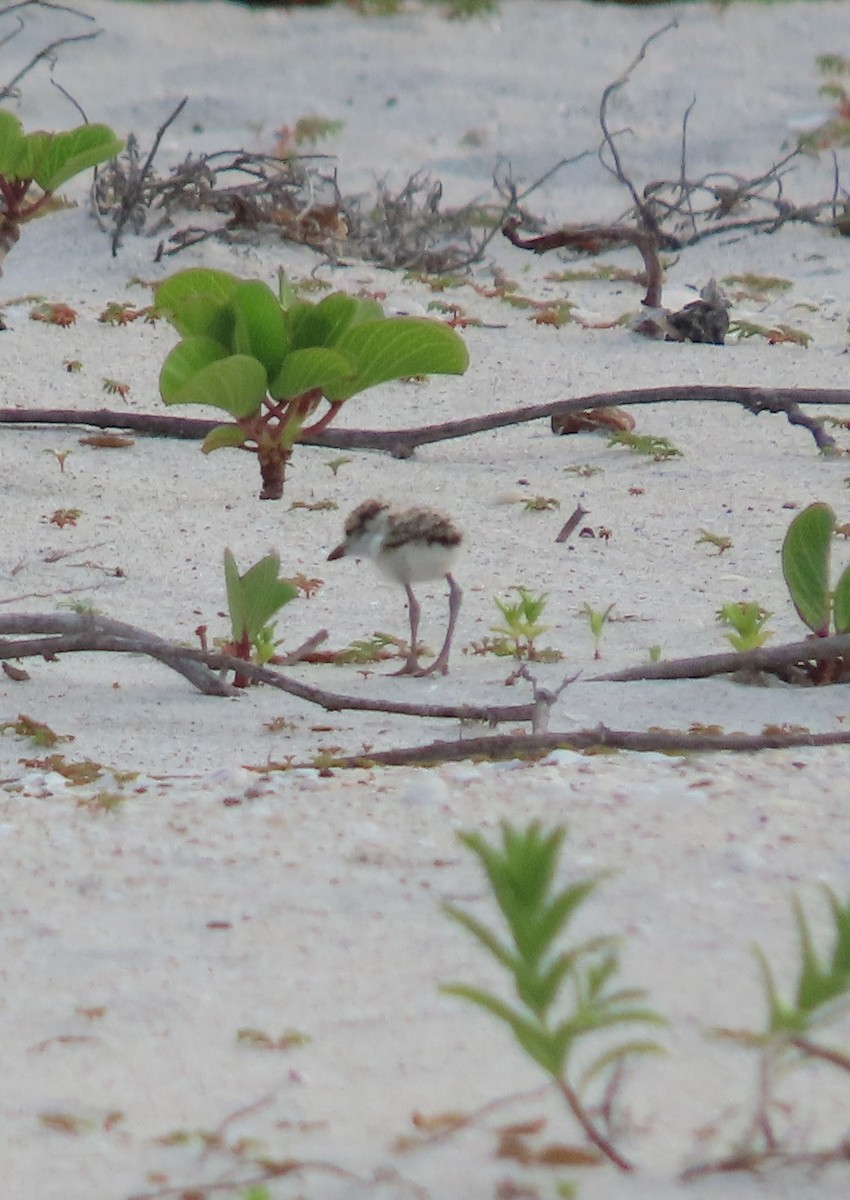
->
[[376, 541, 460, 585]]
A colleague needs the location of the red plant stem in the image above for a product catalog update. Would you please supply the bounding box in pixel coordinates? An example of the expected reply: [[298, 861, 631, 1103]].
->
[[553, 1076, 634, 1172], [302, 401, 342, 435]]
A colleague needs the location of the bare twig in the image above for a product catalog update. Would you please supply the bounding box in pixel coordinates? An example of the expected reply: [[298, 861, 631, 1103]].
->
[[0, 385, 845, 457], [310, 724, 850, 770], [504, 215, 664, 307], [0, 612, 538, 723], [99, 96, 188, 255], [590, 632, 850, 684], [0, 4, 99, 102], [598, 20, 679, 232]]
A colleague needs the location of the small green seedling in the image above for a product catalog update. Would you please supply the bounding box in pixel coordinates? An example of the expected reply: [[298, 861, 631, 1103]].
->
[[45, 448, 72, 473], [727, 319, 811, 347], [442, 822, 665, 1172], [580, 602, 615, 660], [523, 495, 560, 512], [781, 502, 850, 682], [696, 529, 733, 555], [156, 267, 468, 499], [332, 632, 409, 665], [0, 112, 122, 274], [716, 601, 774, 652], [491, 587, 550, 660], [691, 888, 850, 1176], [324, 455, 352, 477], [223, 549, 298, 685], [607, 431, 681, 461]]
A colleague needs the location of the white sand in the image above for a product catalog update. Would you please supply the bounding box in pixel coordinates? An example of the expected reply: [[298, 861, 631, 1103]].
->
[[4, 1, 850, 1196]]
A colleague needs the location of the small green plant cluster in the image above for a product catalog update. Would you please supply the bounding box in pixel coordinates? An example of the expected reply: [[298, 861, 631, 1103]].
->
[[716, 601, 774, 652], [156, 267, 468, 499], [0, 111, 121, 272], [223, 549, 298, 684], [490, 587, 552, 660], [443, 822, 665, 1172], [687, 888, 850, 1176], [607, 430, 681, 461], [580, 602, 614, 659]]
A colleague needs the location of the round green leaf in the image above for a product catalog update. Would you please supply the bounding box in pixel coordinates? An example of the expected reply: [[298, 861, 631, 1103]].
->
[[0, 111, 26, 178], [201, 424, 248, 454], [285, 292, 383, 350], [32, 124, 123, 192], [162, 350, 268, 418], [326, 317, 469, 401], [231, 280, 288, 378], [269, 347, 355, 399], [833, 562, 850, 635], [159, 337, 227, 401], [155, 269, 241, 341], [781, 502, 834, 636]]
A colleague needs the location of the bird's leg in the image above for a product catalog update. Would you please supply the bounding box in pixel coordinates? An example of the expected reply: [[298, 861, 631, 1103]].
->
[[415, 573, 462, 677], [391, 582, 423, 675]]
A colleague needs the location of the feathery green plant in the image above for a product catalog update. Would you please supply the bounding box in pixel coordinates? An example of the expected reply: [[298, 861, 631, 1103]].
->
[[688, 888, 850, 1177], [442, 822, 665, 1172]]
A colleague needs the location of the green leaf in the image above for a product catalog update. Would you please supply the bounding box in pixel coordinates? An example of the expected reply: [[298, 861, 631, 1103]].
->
[[326, 317, 469, 401], [225, 549, 298, 644], [231, 280, 288, 379], [440, 984, 565, 1076], [159, 337, 228, 400], [442, 903, 516, 974], [793, 892, 850, 1018], [781, 502, 834, 636], [269, 347, 355, 400], [161, 349, 268, 418], [833, 562, 850, 635], [285, 292, 383, 350], [31, 123, 123, 192], [224, 548, 248, 644], [0, 110, 26, 178], [577, 1040, 666, 1092], [155, 268, 241, 342], [201, 424, 248, 454]]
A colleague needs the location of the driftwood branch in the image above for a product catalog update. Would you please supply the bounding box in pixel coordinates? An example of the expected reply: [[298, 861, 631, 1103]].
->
[[0, 385, 846, 457], [590, 632, 850, 684], [0, 613, 538, 723], [314, 724, 850, 770], [503, 216, 664, 307]]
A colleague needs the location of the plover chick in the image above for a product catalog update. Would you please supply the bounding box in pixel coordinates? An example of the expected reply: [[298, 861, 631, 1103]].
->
[[327, 500, 463, 676]]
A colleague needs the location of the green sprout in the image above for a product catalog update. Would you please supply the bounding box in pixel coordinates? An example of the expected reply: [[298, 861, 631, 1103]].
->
[[696, 528, 733, 555], [324, 455, 352, 477], [491, 587, 550, 660], [716, 601, 774, 653], [781, 502, 850, 682], [688, 889, 850, 1177], [156, 268, 468, 499], [0, 112, 122, 275], [580, 602, 615, 660], [607, 431, 681, 461], [223, 549, 298, 685], [442, 822, 665, 1173]]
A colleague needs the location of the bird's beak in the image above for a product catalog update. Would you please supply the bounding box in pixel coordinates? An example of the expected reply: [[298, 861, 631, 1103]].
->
[[327, 543, 346, 561]]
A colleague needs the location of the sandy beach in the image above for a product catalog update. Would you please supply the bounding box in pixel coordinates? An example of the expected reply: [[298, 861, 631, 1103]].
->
[[4, 1, 850, 1196]]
